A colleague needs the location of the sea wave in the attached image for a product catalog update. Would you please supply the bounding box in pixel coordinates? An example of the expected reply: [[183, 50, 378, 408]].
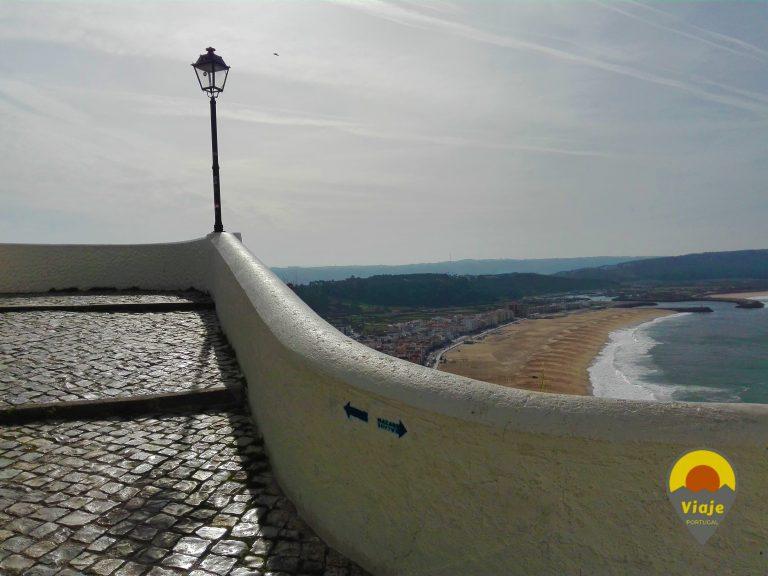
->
[[592, 299, 765, 402], [589, 314, 687, 401]]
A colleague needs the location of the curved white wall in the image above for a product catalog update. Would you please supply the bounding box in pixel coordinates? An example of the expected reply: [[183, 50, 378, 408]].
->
[[3, 234, 768, 575]]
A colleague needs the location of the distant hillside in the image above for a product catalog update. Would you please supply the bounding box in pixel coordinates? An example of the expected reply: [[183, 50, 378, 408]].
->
[[557, 249, 768, 283], [293, 272, 613, 314], [273, 256, 647, 283]]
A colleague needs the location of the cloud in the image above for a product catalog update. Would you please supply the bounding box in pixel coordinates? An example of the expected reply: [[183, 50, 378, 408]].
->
[[341, 0, 768, 116], [110, 89, 614, 158], [620, 0, 768, 61], [1, 1, 767, 263], [594, 0, 768, 63]]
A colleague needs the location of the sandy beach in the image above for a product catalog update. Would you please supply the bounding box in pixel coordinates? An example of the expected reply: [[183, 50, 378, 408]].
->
[[438, 307, 673, 395], [707, 290, 768, 299]]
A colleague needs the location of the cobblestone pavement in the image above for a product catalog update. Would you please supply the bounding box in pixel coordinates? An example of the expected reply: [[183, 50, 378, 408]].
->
[[0, 292, 210, 308], [0, 309, 242, 408], [0, 409, 369, 576]]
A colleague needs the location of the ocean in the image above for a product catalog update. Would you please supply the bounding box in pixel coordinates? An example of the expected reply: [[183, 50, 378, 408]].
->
[[589, 297, 768, 403]]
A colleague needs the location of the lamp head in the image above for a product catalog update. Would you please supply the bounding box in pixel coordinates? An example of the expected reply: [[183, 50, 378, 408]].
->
[[192, 47, 230, 97]]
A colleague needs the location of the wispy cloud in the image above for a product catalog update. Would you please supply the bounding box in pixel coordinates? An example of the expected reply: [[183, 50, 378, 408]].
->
[[341, 0, 768, 116], [120, 90, 615, 158], [621, 0, 768, 61], [594, 0, 768, 63]]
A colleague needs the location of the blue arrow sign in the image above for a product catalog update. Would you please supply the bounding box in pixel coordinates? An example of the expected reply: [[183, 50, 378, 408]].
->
[[344, 401, 368, 423], [377, 417, 407, 438]]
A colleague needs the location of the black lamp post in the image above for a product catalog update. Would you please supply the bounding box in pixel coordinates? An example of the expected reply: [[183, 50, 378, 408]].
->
[[192, 47, 230, 233]]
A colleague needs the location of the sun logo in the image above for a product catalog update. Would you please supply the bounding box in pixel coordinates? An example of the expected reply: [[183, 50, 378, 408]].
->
[[667, 449, 736, 544]]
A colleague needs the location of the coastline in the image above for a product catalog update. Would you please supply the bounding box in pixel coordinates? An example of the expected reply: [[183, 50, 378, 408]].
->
[[707, 290, 768, 300], [438, 307, 673, 396], [588, 312, 687, 400]]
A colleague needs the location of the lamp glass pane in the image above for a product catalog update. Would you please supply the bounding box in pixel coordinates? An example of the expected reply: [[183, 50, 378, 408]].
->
[[218, 68, 229, 92], [198, 67, 216, 92], [194, 67, 206, 91]]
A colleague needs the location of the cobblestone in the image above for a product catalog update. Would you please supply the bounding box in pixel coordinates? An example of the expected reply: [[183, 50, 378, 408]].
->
[[0, 410, 369, 575], [0, 291, 209, 308], [0, 307, 242, 408]]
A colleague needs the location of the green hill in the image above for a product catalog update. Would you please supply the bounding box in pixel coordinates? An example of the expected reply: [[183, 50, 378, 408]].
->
[[557, 249, 768, 283], [292, 272, 612, 315], [273, 256, 646, 283]]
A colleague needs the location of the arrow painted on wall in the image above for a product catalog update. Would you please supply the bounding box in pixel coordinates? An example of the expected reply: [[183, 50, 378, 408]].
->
[[344, 401, 368, 423], [377, 417, 408, 438]]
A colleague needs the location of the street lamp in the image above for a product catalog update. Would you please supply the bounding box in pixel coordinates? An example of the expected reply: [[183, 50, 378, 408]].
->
[[192, 47, 230, 233]]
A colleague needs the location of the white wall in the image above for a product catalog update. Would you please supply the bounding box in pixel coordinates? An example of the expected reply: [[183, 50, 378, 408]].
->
[[207, 233, 768, 576], [0, 237, 209, 293], [3, 233, 768, 574]]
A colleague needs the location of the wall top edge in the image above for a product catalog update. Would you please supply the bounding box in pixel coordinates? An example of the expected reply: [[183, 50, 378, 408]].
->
[[208, 233, 768, 445], [0, 236, 212, 249]]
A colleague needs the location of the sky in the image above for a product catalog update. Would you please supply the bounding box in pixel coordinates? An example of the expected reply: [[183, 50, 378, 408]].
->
[[2, 1, 768, 266]]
